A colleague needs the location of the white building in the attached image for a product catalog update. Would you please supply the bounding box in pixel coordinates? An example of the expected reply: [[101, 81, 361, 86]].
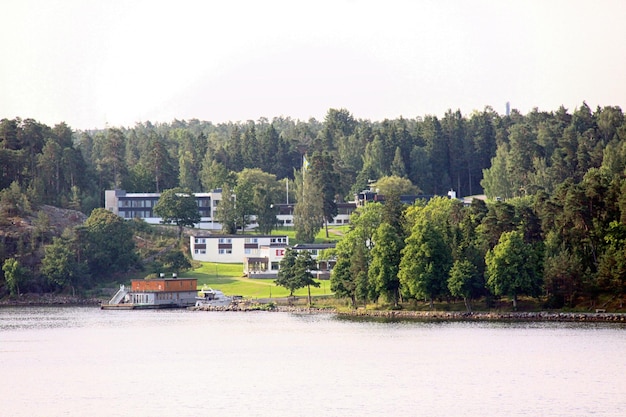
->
[[190, 234, 289, 278], [105, 189, 224, 230], [105, 189, 357, 230], [290, 243, 336, 279]]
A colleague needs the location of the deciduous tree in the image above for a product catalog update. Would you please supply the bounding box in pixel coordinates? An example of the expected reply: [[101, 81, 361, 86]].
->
[[154, 188, 201, 239], [485, 230, 543, 309]]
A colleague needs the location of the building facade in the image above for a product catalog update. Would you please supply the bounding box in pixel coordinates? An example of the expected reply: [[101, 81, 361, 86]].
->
[[105, 189, 224, 230], [190, 233, 289, 264], [105, 189, 357, 230], [290, 243, 336, 279]]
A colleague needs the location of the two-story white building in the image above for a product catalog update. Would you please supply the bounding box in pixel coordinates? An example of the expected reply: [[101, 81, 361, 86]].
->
[[190, 234, 289, 278]]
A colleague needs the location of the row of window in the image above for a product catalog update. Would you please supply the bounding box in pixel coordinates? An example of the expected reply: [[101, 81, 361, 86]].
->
[[121, 210, 153, 219], [119, 199, 157, 208]]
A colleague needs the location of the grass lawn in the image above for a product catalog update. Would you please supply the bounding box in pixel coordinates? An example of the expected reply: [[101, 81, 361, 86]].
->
[[262, 225, 348, 244], [185, 262, 333, 299]]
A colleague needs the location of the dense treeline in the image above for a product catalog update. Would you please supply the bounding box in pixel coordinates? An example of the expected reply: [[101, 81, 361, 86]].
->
[[0, 107, 502, 212], [1, 103, 626, 305]]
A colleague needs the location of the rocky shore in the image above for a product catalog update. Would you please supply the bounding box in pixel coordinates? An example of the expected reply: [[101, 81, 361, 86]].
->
[[337, 309, 626, 322], [5, 296, 625, 323], [190, 303, 626, 322], [0, 294, 101, 306]]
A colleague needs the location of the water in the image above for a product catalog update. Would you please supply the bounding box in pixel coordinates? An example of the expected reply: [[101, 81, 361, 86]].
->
[[1, 306, 625, 417]]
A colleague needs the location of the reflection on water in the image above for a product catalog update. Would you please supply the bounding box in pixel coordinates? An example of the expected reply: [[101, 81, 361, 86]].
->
[[1, 306, 625, 417]]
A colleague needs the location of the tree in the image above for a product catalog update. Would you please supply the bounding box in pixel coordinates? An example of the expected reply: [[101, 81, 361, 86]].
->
[[214, 185, 237, 234], [309, 151, 339, 237], [82, 208, 139, 279], [485, 230, 543, 309], [293, 169, 324, 243], [41, 230, 87, 295], [2, 257, 28, 297], [369, 223, 402, 307], [0, 181, 31, 217], [200, 158, 235, 191], [331, 203, 384, 307], [154, 188, 201, 239], [447, 259, 480, 312], [159, 249, 192, 272], [390, 147, 407, 178], [275, 249, 320, 306], [399, 218, 452, 309], [372, 175, 420, 197], [481, 143, 513, 199], [235, 168, 281, 234]]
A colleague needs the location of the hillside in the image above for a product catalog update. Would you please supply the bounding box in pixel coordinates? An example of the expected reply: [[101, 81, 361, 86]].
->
[[0, 205, 87, 269]]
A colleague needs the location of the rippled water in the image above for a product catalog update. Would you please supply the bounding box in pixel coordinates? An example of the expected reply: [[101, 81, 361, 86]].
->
[[1, 306, 625, 417]]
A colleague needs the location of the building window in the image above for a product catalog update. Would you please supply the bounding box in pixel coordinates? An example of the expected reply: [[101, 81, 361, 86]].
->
[[271, 262, 279, 270], [219, 238, 232, 244], [219, 249, 232, 255], [194, 238, 206, 244], [245, 238, 258, 244]]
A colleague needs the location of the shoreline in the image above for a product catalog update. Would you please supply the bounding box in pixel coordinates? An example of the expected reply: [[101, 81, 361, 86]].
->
[[3, 296, 625, 323], [192, 304, 626, 323], [0, 294, 101, 307]]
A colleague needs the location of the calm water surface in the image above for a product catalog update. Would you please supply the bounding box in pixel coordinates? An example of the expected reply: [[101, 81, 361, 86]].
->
[[1, 306, 625, 417]]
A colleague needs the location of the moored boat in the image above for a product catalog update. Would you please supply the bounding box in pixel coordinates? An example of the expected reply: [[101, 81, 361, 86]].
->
[[195, 285, 232, 307]]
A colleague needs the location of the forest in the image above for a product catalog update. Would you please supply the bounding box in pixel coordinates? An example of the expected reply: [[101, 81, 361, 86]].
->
[[1, 103, 626, 308]]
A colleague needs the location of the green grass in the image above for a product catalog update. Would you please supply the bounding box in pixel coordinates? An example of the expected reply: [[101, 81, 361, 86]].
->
[[185, 261, 334, 299], [272, 225, 348, 244]]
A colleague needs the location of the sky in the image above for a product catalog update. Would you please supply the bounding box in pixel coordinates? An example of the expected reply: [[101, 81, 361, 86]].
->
[[2, 0, 625, 130]]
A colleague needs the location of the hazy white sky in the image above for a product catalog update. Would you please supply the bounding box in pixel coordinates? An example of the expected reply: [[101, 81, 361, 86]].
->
[[2, 0, 625, 130]]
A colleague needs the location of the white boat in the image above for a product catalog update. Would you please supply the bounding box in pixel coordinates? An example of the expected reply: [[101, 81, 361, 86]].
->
[[195, 286, 232, 307]]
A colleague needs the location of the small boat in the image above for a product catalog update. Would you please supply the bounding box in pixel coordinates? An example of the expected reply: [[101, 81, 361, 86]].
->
[[195, 286, 232, 307]]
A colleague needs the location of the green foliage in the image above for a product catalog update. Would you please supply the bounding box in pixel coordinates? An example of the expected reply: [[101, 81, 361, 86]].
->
[[154, 187, 201, 237], [236, 168, 282, 234], [5, 103, 626, 305], [369, 223, 403, 307], [330, 203, 383, 307], [0, 181, 31, 217], [41, 231, 88, 294], [486, 230, 544, 309], [83, 208, 139, 279], [399, 218, 452, 309], [448, 259, 480, 312], [2, 257, 28, 296], [372, 175, 420, 197], [293, 169, 324, 243], [159, 249, 192, 272], [214, 185, 237, 234], [275, 249, 320, 302]]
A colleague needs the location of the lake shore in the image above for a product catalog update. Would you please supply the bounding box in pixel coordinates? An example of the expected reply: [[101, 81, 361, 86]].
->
[[3, 295, 625, 323], [0, 294, 101, 307], [335, 309, 626, 322], [192, 303, 626, 322]]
